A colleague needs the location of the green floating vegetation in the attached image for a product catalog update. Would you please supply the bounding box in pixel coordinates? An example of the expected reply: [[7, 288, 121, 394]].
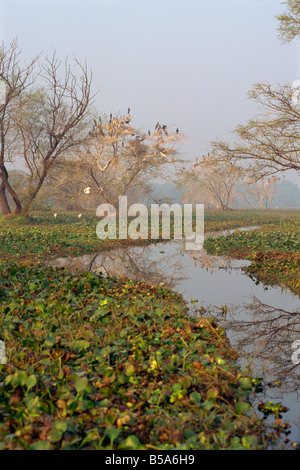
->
[[1, 209, 298, 449], [1, 209, 300, 265], [0, 262, 268, 450]]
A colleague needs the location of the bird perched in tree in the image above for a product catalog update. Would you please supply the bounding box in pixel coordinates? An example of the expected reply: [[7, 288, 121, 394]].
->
[[128, 107, 130, 114], [148, 130, 151, 136], [176, 128, 179, 134]]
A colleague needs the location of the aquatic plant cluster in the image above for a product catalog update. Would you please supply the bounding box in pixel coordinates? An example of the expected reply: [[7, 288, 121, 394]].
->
[[0, 210, 295, 264], [0, 263, 267, 449], [1, 210, 299, 449]]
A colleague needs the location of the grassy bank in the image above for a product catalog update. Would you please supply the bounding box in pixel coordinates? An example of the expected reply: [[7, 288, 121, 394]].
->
[[204, 217, 300, 296], [0, 209, 299, 264]]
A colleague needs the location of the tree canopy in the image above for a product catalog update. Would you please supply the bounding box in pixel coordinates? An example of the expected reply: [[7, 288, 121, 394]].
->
[[277, 0, 300, 43]]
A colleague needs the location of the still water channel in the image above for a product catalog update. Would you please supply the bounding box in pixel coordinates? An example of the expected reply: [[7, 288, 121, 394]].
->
[[51, 227, 300, 448]]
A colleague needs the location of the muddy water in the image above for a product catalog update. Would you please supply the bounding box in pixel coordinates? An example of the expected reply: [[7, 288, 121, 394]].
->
[[51, 227, 300, 448]]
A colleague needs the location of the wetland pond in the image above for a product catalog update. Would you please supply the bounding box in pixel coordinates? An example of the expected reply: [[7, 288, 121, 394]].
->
[[51, 226, 300, 448]]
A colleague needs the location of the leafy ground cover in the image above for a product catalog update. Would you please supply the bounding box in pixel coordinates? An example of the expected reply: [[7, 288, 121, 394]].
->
[[203, 209, 300, 232], [0, 263, 271, 450], [0, 209, 299, 264], [1, 209, 298, 449], [0, 212, 140, 263]]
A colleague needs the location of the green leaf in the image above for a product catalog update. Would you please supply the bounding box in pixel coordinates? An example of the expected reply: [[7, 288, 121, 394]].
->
[[241, 435, 259, 449], [53, 420, 67, 433], [202, 400, 214, 411], [44, 334, 56, 347], [26, 374, 37, 390], [172, 383, 182, 392], [125, 364, 135, 376], [120, 435, 142, 450], [49, 428, 64, 443], [70, 340, 90, 352], [239, 377, 253, 390], [29, 441, 51, 450], [11, 370, 28, 387], [74, 376, 88, 392], [190, 391, 202, 405], [105, 426, 120, 442], [235, 401, 251, 415], [229, 436, 243, 450], [25, 396, 40, 411]]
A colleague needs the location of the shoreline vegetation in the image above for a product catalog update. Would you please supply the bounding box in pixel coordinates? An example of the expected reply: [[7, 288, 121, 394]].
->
[[0, 209, 299, 449]]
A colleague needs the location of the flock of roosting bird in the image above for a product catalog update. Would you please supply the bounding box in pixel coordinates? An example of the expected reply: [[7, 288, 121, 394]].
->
[[89, 107, 180, 140]]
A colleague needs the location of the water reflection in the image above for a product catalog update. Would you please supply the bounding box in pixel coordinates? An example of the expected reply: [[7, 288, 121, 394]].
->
[[52, 243, 189, 288], [52, 226, 258, 283], [208, 297, 300, 388], [50, 226, 300, 446]]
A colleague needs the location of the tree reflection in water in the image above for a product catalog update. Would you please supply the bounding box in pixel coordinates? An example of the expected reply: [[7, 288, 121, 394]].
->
[[51, 243, 189, 289], [205, 297, 300, 393]]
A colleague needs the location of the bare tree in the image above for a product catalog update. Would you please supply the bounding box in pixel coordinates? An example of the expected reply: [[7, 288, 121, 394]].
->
[[52, 113, 184, 209], [241, 175, 281, 210], [211, 82, 300, 178], [181, 154, 243, 211], [12, 52, 94, 215], [209, 2, 300, 180], [0, 38, 39, 214]]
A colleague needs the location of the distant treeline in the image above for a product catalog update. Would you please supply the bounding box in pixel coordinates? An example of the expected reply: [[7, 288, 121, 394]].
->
[[151, 180, 300, 209]]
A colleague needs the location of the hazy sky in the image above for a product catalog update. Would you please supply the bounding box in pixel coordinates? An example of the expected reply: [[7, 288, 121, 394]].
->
[[1, 0, 300, 182]]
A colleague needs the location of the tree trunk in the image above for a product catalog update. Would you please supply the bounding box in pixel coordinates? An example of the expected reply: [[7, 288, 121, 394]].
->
[[0, 185, 11, 215], [0, 165, 22, 215], [4, 182, 22, 214], [21, 171, 47, 216]]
